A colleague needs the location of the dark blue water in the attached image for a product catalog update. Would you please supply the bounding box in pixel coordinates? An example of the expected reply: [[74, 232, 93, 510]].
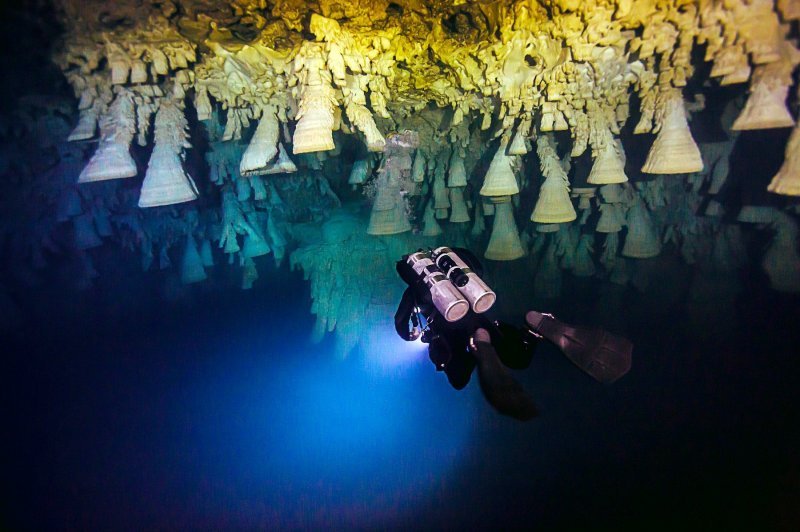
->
[[6, 253, 799, 530]]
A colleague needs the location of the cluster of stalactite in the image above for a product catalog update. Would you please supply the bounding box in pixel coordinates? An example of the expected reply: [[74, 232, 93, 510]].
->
[[3, 0, 800, 342]]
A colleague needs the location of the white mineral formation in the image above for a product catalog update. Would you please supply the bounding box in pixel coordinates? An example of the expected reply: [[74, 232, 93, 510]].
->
[[769, 122, 800, 196], [485, 197, 525, 261], [260, 143, 298, 175], [642, 93, 703, 175], [367, 175, 410, 236], [572, 187, 596, 211], [422, 200, 443, 237], [448, 148, 468, 188], [622, 198, 661, 259], [531, 135, 576, 224], [433, 172, 450, 212], [342, 75, 385, 152], [292, 45, 336, 154], [508, 119, 531, 156], [68, 106, 99, 142], [348, 159, 370, 186], [480, 138, 519, 197], [449, 187, 470, 223], [138, 99, 198, 208], [194, 86, 212, 121], [588, 135, 628, 185], [732, 82, 795, 131], [78, 89, 137, 182], [732, 39, 799, 130], [240, 107, 280, 176], [44, 0, 800, 309]]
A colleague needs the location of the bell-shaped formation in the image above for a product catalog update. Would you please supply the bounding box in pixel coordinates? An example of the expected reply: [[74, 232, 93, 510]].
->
[[342, 76, 385, 152], [348, 159, 370, 186], [573, 234, 596, 277], [292, 51, 336, 154], [508, 119, 531, 156], [531, 135, 576, 224], [240, 108, 279, 176], [531, 174, 576, 223], [642, 95, 703, 174], [433, 173, 450, 211], [622, 199, 661, 258], [78, 92, 138, 183], [261, 143, 298, 175], [768, 123, 800, 196], [587, 137, 628, 185], [138, 100, 199, 208], [242, 227, 271, 259], [596, 203, 625, 233], [572, 187, 596, 210], [732, 82, 795, 131], [194, 86, 212, 121], [449, 186, 471, 223], [367, 199, 411, 235], [480, 138, 519, 197], [485, 197, 525, 261], [68, 107, 98, 142], [447, 149, 467, 187], [422, 200, 443, 237], [367, 176, 411, 235]]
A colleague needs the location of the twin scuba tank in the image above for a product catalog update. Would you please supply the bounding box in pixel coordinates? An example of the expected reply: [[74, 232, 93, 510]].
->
[[405, 247, 495, 322]]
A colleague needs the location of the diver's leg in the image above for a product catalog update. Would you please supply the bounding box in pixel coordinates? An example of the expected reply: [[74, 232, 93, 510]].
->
[[470, 329, 538, 421]]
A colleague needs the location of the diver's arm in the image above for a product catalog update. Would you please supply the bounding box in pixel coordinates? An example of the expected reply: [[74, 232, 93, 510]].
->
[[469, 328, 538, 421], [394, 287, 418, 341]]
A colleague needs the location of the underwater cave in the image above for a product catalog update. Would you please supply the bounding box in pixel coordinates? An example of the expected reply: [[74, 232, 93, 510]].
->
[[2, 0, 800, 529]]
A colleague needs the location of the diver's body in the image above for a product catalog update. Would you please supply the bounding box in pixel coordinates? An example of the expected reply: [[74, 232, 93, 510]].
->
[[395, 247, 632, 421], [395, 248, 540, 419]]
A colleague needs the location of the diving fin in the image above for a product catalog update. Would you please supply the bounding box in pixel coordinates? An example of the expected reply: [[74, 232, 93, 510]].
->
[[526, 311, 632, 384]]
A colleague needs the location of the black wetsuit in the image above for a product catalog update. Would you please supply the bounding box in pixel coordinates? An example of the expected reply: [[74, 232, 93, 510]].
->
[[394, 248, 536, 390]]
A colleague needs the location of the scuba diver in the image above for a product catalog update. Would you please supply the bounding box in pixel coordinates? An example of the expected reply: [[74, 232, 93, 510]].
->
[[395, 247, 633, 421]]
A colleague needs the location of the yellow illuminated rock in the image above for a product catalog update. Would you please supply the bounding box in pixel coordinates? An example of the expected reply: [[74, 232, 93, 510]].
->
[[53, 0, 799, 200]]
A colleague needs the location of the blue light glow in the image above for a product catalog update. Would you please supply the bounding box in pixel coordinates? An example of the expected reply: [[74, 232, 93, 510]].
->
[[190, 326, 473, 528]]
